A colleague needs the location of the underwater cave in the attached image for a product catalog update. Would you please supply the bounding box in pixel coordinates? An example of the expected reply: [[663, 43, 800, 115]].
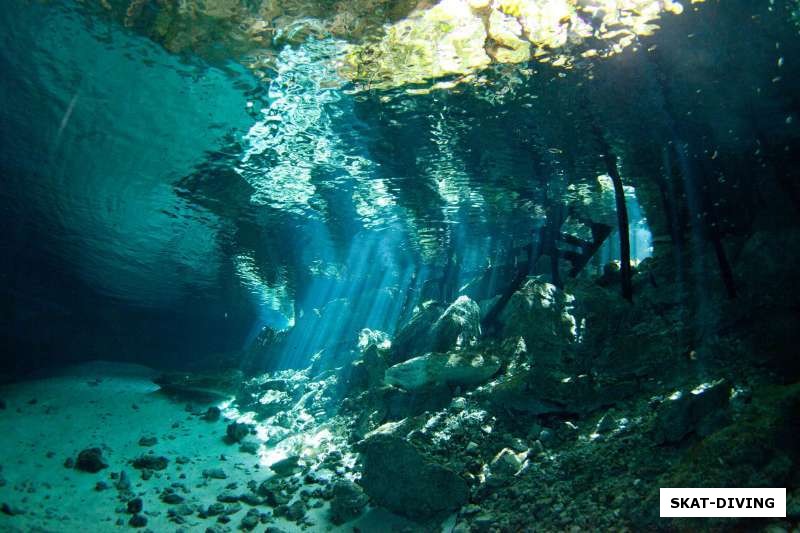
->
[[1, 0, 800, 531]]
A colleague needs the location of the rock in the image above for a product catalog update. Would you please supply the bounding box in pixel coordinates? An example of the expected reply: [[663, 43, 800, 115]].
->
[[485, 448, 524, 486], [138, 436, 158, 447], [132, 455, 169, 470], [269, 455, 300, 477], [388, 297, 481, 365], [362, 342, 388, 388], [358, 427, 469, 519], [225, 422, 250, 444], [239, 440, 259, 455], [129, 514, 147, 528], [116, 471, 131, 491], [277, 500, 306, 522], [385, 351, 500, 390], [206, 502, 225, 516], [451, 396, 467, 411], [153, 369, 243, 401], [239, 492, 262, 506], [358, 328, 391, 354], [203, 468, 227, 480], [240, 508, 260, 530], [472, 514, 496, 532], [161, 488, 184, 504], [539, 428, 555, 445], [257, 479, 293, 506], [75, 448, 108, 473], [127, 498, 143, 514], [216, 491, 240, 503], [652, 379, 732, 444], [530, 440, 545, 455], [203, 406, 221, 422], [1, 503, 23, 516], [595, 412, 616, 435], [497, 279, 577, 359], [484, 366, 620, 416], [387, 301, 445, 364], [431, 296, 481, 350], [329, 480, 368, 524]]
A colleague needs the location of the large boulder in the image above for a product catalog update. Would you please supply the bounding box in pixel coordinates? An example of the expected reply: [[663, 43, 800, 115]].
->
[[431, 296, 481, 351], [497, 279, 576, 366], [357, 425, 469, 519], [652, 379, 732, 444], [387, 301, 444, 365], [385, 351, 500, 391], [389, 296, 480, 365]]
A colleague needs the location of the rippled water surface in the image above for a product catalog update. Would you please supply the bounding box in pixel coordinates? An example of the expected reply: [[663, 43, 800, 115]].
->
[[2, 0, 799, 368]]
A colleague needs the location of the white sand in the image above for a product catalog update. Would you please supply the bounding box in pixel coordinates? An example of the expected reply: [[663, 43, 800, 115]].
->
[[0, 361, 416, 533]]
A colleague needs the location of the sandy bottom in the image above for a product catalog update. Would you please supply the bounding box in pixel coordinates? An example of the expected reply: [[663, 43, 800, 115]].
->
[[0, 361, 416, 533]]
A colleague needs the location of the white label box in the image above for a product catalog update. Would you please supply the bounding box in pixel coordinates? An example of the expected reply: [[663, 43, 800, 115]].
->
[[660, 488, 786, 517]]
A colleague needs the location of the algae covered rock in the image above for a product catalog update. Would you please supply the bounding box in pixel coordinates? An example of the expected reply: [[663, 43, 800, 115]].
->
[[385, 350, 500, 390], [357, 424, 469, 519]]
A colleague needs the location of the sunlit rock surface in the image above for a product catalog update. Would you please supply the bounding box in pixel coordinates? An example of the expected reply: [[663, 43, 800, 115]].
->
[[385, 350, 501, 390]]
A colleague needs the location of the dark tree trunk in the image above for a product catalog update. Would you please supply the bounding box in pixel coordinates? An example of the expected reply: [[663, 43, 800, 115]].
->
[[481, 242, 535, 334], [603, 152, 634, 302]]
